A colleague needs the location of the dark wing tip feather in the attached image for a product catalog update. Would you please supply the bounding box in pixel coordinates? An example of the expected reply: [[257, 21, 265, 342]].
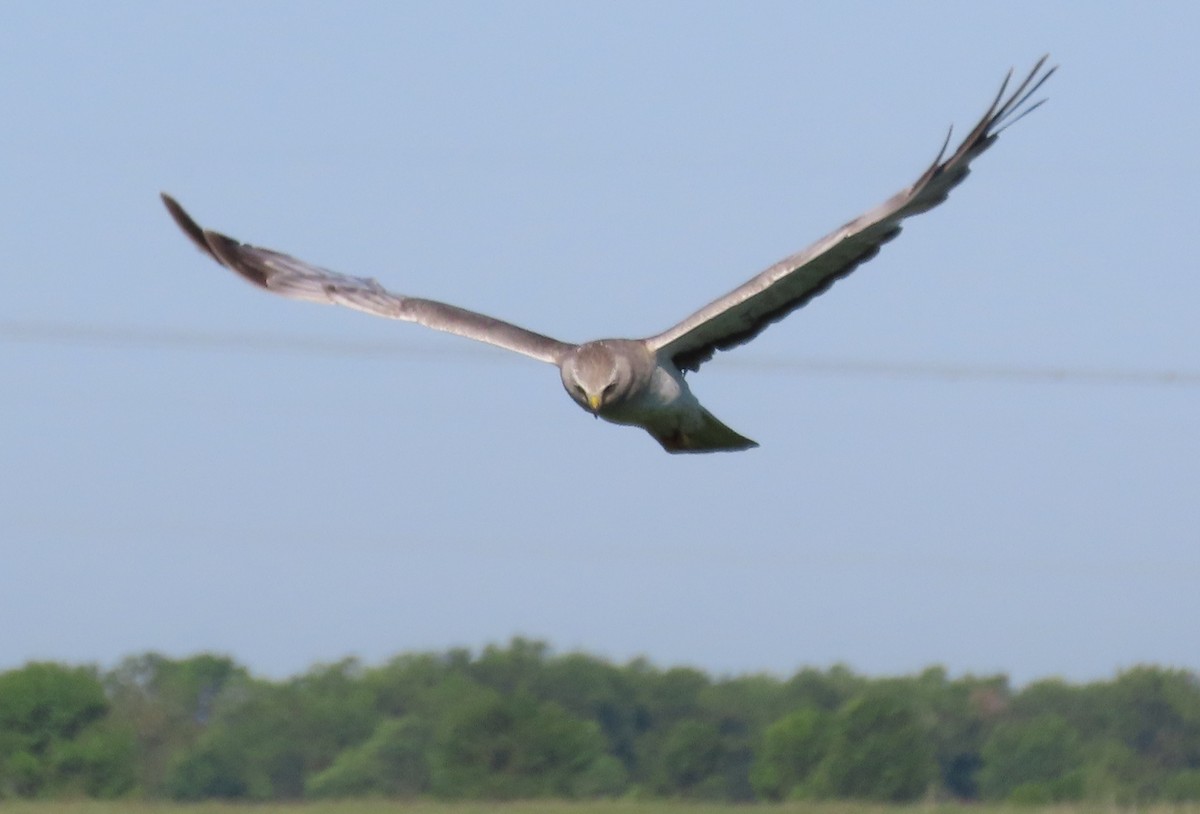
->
[[991, 57, 1056, 132], [161, 193, 220, 264], [161, 193, 274, 289], [910, 125, 956, 191], [908, 55, 1055, 204], [981, 56, 1056, 141]]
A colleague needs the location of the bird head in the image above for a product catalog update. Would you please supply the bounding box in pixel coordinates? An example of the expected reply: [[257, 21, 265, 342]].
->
[[560, 342, 633, 416]]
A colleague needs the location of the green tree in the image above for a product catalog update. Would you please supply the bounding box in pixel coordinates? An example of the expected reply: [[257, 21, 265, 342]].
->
[[49, 719, 137, 798], [430, 690, 607, 798], [166, 659, 376, 800], [166, 736, 260, 800], [654, 720, 724, 797], [784, 665, 863, 712], [1078, 738, 1146, 803], [904, 668, 1009, 799], [469, 638, 551, 695], [1164, 768, 1200, 801], [104, 652, 246, 795], [0, 662, 134, 798], [1104, 667, 1200, 773], [750, 707, 830, 800], [0, 663, 107, 749], [532, 652, 643, 772], [1010, 677, 1107, 738], [696, 674, 787, 800], [645, 667, 709, 724], [306, 715, 431, 797], [363, 652, 456, 718], [7, 645, 1200, 804], [818, 687, 937, 802], [978, 713, 1084, 801]]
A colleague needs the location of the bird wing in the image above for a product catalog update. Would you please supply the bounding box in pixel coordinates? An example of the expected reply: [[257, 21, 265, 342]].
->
[[161, 194, 574, 365], [646, 56, 1056, 373]]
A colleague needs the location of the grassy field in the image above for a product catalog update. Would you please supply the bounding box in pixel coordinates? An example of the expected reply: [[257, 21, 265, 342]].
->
[[4, 803, 1200, 814]]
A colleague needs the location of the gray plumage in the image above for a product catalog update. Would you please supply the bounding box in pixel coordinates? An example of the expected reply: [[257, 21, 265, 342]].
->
[[162, 57, 1054, 454]]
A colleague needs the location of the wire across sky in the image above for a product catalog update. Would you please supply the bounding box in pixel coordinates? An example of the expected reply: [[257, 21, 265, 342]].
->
[[5, 319, 1197, 387]]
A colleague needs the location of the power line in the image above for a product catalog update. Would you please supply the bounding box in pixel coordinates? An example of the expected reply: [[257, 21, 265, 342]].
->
[[3, 319, 1198, 387], [0, 319, 472, 359]]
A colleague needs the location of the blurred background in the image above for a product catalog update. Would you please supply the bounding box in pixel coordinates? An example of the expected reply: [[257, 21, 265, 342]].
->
[[2, 1, 1197, 686]]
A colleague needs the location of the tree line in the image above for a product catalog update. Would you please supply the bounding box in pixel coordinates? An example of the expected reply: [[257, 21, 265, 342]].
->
[[2, 639, 1199, 803]]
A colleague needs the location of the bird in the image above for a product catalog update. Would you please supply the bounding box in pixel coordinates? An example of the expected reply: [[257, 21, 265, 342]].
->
[[162, 56, 1054, 454]]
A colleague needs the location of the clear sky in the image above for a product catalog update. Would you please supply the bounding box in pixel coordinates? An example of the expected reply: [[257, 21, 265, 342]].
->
[[3, 2, 1197, 686]]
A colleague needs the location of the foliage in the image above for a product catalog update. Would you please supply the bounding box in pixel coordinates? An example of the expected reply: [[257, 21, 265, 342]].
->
[[978, 713, 1084, 801], [750, 707, 830, 800], [0, 662, 135, 798], [306, 715, 431, 798], [104, 653, 246, 796], [1, 646, 1199, 803], [429, 689, 607, 799], [816, 685, 938, 802]]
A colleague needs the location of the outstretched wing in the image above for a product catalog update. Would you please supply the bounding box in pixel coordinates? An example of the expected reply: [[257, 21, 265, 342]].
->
[[161, 194, 573, 365], [647, 56, 1056, 373]]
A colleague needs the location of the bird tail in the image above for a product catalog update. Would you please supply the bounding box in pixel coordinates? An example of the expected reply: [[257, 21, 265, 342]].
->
[[648, 409, 759, 454]]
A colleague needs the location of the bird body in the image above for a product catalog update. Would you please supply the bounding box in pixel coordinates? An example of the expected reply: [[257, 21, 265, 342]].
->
[[162, 57, 1054, 453], [560, 340, 756, 452]]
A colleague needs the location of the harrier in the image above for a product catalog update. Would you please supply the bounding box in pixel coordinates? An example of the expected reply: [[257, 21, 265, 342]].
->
[[163, 57, 1054, 453]]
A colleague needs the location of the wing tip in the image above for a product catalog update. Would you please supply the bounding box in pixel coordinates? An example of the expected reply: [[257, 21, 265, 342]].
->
[[911, 54, 1055, 195], [990, 55, 1057, 131], [161, 193, 272, 288], [160, 192, 218, 261]]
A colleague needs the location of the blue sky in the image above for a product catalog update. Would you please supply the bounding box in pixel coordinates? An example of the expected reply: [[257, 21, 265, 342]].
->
[[3, 2, 1197, 685]]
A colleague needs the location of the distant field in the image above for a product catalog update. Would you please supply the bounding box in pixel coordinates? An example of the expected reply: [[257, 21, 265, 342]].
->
[[7, 804, 1200, 814]]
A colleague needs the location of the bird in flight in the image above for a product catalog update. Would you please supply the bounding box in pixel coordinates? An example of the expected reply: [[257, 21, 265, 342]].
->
[[163, 57, 1054, 454]]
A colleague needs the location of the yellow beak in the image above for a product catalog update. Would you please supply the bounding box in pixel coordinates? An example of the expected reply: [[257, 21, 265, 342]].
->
[[587, 393, 602, 411]]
